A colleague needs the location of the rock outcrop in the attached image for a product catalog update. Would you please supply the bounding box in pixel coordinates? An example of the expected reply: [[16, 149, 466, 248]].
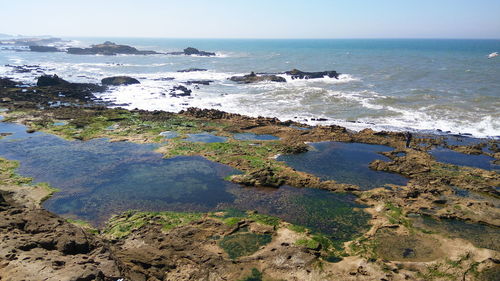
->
[[229, 72, 287, 84], [101, 76, 140, 86], [0, 191, 123, 281]]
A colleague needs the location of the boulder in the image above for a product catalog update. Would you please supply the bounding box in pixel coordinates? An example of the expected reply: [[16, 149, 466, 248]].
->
[[101, 76, 140, 86], [284, 69, 339, 79], [229, 72, 286, 84], [37, 74, 70, 86]]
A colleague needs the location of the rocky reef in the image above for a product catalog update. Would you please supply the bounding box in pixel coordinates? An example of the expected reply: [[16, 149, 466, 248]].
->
[[0, 76, 499, 281]]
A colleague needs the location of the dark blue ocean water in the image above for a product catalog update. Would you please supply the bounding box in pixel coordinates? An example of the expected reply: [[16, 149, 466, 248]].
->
[[1, 38, 499, 137]]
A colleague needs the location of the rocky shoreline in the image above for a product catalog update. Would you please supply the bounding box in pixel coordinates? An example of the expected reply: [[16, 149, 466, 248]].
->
[[0, 75, 499, 280]]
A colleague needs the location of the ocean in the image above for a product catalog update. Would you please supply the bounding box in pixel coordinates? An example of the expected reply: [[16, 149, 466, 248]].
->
[[0, 38, 499, 138]]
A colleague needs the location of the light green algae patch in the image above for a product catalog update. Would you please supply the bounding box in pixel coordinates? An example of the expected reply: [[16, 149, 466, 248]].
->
[[103, 210, 203, 239]]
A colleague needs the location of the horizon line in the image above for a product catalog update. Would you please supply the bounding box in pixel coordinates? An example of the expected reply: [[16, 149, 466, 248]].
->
[[2, 33, 500, 40]]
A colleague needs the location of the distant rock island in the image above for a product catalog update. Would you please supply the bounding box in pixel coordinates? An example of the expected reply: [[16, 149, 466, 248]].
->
[[167, 47, 216, 57], [25, 41, 218, 57], [67, 41, 159, 55], [0, 37, 63, 46]]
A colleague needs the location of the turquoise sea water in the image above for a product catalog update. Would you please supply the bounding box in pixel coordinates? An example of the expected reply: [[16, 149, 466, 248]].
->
[[1, 38, 499, 137]]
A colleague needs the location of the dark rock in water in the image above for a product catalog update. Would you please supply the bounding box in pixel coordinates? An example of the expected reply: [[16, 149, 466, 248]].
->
[[101, 76, 140, 86], [168, 48, 216, 57], [183, 47, 216, 56], [29, 45, 60, 52], [67, 41, 159, 56], [5, 64, 43, 74], [37, 74, 70, 87], [170, 85, 192, 97], [284, 69, 339, 80], [229, 72, 287, 84], [152, 77, 175, 81], [177, 68, 208, 73], [186, 80, 214, 86], [0, 77, 18, 88]]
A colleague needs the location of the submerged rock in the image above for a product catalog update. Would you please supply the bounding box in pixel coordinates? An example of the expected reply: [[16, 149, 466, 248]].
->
[[101, 76, 140, 86], [284, 69, 339, 79], [229, 72, 287, 84], [177, 68, 208, 72]]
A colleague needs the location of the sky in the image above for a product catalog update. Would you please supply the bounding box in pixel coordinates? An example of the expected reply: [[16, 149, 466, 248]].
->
[[1, 0, 500, 39]]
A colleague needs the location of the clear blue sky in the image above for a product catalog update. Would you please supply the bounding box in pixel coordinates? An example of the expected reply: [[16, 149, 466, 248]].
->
[[1, 0, 499, 39]]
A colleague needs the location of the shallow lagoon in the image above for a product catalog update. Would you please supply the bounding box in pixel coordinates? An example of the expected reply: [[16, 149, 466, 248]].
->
[[0, 121, 369, 242], [278, 141, 408, 189]]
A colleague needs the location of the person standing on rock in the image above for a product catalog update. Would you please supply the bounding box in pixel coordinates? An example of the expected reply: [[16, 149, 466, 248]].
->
[[405, 131, 412, 148]]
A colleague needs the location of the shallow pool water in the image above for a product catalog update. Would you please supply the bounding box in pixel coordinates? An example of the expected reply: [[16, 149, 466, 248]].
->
[[185, 132, 227, 143], [430, 147, 499, 171], [224, 185, 370, 243], [411, 215, 500, 251], [159, 131, 179, 139], [278, 141, 408, 190], [0, 121, 370, 240], [444, 135, 487, 147], [451, 186, 500, 208], [233, 133, 279, 141]]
